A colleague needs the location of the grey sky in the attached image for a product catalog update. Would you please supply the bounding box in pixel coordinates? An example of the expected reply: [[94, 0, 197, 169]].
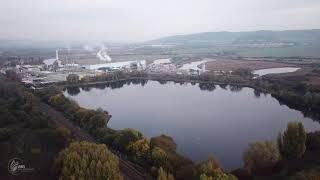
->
[[0, 0, 320, 42]]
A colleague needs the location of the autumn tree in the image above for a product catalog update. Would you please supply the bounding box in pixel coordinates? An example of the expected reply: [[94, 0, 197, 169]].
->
[[48, 94, 66, 107], [157, 167, 175, 180], [278, 122, 307, 159], [199, 173, 238, 180], [53, 141, 122, 180], [200, 174, 213, 180], [66, 74, 79, 84], [127, 138, 150, 159], [198, 156, 238, 180], [243, 141, 280, 174], [150, 135, 177, 153], [199, 156, 223, 176], [151, 147, 168, 168]]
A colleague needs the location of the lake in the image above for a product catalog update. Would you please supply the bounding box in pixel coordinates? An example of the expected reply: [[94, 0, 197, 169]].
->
[[64, 80, 320, 169]]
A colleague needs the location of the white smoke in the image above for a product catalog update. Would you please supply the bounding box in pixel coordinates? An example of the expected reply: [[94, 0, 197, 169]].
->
[[83, 45, 94, 52], [97, 45, 112, 62]]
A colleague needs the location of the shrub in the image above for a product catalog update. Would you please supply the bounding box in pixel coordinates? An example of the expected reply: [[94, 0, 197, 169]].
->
[[306, 131, 320, 150], [278, 122, 306, 159], [175, 164, 198, 180], [243, 141, 280, 174], [232, 68, 253, 77], [289, 167, 320, 180], [0, 128, 14, 141], [28, 113, 49, 129]]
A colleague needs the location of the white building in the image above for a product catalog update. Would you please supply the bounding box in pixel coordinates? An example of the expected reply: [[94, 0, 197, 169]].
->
[[43, 50, 63, 68], [83, 60, 146, 71]]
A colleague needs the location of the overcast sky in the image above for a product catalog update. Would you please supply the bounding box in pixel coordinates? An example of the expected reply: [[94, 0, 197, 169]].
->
[[0, 0, 320, 42]]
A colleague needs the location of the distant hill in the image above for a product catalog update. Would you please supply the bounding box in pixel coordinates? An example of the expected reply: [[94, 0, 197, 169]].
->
[[148, 29, 320, 46]]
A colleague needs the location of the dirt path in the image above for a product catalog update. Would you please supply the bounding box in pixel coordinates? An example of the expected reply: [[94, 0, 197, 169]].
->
[[33, 97, 149, 180]]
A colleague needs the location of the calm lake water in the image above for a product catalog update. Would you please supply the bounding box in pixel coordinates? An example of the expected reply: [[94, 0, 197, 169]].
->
[[64, 80, 320, 169]]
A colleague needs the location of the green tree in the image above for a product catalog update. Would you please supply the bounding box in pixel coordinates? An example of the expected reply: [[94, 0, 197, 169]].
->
[[55, 127, 71, 139], [278, 122, 307, 159], [66, 74, 80, 84], [113, 128, 144, 151], [54, 141, 122, 180], [85, 108, 109, 132], [157, 167, 175, 180], [243, 141, 280, 174]]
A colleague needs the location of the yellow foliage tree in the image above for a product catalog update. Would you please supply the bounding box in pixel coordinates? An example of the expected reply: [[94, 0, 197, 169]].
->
[[157, 167, 175, 180], [54, 141, 122, 180], [127, 138, 150, 158]]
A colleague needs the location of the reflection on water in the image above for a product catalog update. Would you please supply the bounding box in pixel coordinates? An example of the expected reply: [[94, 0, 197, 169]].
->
[[64, 80, 320, 169]]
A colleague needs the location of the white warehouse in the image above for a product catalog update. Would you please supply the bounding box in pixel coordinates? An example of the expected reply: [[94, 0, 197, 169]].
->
[[82, 60, 146, 71]]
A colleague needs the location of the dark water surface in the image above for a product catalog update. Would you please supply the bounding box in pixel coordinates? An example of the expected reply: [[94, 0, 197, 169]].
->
[[64, 80, 320, 169]]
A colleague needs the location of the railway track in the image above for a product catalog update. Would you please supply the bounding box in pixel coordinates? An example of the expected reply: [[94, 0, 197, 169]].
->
[[34, 97, 149, 180]]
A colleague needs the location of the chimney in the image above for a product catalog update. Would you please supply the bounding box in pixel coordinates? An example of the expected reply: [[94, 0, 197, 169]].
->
[[56, 50, 59, 60]]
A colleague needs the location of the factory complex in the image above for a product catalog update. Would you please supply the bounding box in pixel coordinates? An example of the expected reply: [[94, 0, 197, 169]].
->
[[1, 48, 208, 88]]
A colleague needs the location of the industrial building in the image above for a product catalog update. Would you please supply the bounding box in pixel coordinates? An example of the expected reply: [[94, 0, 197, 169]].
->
[[82, 60, 146, 71]]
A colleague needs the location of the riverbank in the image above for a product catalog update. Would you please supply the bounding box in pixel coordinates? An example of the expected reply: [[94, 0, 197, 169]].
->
[[61, 70, 320, 121], [35, 69, 320, 179]]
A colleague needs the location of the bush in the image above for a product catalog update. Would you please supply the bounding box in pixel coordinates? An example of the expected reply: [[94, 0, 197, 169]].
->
[[232, 68, 253, 77], [175, 164, 198, 180], [53, 141, 122, 180], [306, 131, 320, 150], [243, 141, 280, 174], [278, 122, 306, 159], [0, 128, 14, 141], [28, 113, 49, 129], [289, 167, 320, 180]]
